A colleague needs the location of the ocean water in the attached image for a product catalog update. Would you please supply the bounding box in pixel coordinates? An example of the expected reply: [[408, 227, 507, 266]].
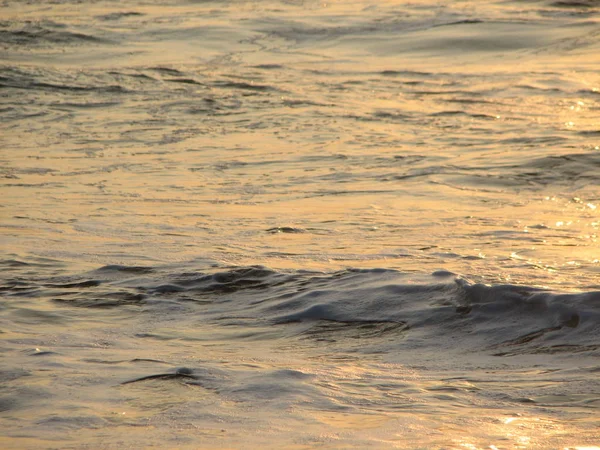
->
[[1, 0, 599, 448]]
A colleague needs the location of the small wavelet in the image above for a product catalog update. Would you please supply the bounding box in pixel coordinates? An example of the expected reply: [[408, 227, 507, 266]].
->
[[96, 12, 144, 21], [212, 80, 276, 92], [52, 291, 146, 308], [0, 25, 110, 47], [550, 0, 600, 8], [94, 265, 155, 274]]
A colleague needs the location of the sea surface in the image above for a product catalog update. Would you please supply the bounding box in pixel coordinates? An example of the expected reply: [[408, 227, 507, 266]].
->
[[1, 0, 599, 448]]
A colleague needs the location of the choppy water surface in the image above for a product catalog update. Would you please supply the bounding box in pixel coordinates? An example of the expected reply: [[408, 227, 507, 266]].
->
[[1, 0, 599, 448]]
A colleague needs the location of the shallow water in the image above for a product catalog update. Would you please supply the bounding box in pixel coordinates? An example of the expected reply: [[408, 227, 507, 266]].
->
[[1, 0, 599, 448]]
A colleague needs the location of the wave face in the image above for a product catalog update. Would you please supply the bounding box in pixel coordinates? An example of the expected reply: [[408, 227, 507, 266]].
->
[[4, 263, 598, 355]]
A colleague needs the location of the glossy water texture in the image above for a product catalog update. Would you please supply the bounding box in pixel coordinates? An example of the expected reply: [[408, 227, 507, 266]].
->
[[1, 0, 599, 448]]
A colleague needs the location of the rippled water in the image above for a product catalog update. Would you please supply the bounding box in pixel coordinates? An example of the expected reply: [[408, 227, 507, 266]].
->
[[1, 0, 599, 448]]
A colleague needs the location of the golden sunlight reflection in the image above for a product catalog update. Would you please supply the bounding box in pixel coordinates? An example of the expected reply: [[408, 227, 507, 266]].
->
[[564, 448, 600, 450], [2, 0, 600, 448]]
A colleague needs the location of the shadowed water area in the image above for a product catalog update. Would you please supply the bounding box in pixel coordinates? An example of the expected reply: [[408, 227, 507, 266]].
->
[[1, 0, 599, 448]]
